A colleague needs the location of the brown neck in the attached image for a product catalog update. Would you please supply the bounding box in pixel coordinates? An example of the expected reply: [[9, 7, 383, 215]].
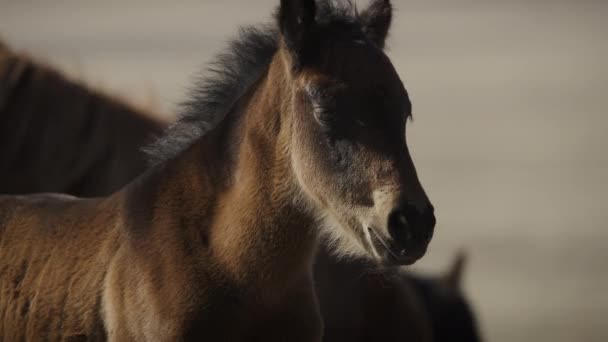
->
[[123, 50, 318, 290]]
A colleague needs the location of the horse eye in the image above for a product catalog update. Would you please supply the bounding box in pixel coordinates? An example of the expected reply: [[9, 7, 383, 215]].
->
[[313, 107, 334, 128]]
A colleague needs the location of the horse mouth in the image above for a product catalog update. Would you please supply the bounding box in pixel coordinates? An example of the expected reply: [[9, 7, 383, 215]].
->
[[367, 227, 420, 266]]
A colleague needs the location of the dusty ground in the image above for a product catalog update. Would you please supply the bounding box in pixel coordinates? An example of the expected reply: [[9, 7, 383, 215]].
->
[[1, 0, 607, 341]]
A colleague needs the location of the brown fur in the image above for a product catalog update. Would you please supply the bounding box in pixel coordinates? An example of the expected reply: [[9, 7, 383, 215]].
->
[[0, 1, 437, 340], [0, 194, 116, 340], [0, 42, 321, 342]]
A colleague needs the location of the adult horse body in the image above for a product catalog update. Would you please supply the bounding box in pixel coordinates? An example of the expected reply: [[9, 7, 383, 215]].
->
[[0, 42, 166, 197], [0, 0, 436, 340]]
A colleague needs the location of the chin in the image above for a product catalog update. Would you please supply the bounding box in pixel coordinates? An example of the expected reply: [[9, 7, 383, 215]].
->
[[367, 227, 428, 267], [317, 216, 378, 260]]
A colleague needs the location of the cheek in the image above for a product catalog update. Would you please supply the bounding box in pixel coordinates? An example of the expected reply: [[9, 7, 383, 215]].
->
[[327, 142, 377, 202], [290, 122, 375, 208], [314, 147, 375, 207], [290, 132, 331, 206]]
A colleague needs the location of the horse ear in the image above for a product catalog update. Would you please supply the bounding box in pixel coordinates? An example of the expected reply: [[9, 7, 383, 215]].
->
[[359, 0, 393, 49], [444, 250, 467, 291], [278, 0, 317, 69]]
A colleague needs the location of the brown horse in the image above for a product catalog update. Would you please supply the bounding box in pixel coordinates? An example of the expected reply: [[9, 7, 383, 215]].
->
[[0, 36, 481, 342], [0, 0, 436, 340], [0, 42, 480, 342], [0, 41, 166, 197]]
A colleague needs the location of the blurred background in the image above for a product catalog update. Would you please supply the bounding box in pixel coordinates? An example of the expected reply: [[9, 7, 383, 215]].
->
[[1, 0, 607, 341]]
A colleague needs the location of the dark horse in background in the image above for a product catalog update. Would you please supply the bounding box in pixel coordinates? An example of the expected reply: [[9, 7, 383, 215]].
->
[[0, 40, 167, 197], [0, 1, 481, 341]]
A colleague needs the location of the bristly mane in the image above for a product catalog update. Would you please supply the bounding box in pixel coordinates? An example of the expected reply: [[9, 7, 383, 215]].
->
[[144, 0, 360, 165]]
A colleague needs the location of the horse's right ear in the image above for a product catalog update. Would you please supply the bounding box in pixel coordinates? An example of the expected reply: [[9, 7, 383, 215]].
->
[[360, 0, 392, 49], [278, 0, 317, 69]]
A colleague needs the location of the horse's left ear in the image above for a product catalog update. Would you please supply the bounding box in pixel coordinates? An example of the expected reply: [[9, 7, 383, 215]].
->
[[278, 0, 317, 69], [359, 0, 393, 49]]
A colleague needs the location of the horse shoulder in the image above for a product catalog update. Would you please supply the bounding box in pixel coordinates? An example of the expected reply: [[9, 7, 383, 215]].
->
[[101, 229, 210, 341], [0, 193, 123, 340]]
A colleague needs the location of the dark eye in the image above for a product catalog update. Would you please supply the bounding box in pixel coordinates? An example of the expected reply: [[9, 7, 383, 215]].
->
[[313, 106, 336, 130], [306, 84, 339, 128]]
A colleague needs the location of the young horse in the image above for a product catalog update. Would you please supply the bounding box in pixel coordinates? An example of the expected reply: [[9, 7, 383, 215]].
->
[[1, 36, 481, 342], [0, 42, 479, 342], [0, 41, 166, 197], [0, 0, 435, 340]]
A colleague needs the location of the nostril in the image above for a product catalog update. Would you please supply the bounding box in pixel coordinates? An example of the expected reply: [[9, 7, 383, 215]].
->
[[397, 213, 407, 226], [388, 209, 410, 243], [388, 203, 435, 244]]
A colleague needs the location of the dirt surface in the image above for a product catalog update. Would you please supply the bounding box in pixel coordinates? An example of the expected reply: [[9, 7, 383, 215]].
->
[[2, 1, 607, 341]]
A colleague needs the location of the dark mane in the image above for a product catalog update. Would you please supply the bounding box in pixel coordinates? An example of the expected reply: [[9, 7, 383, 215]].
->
[[144, 0, 361, 165], [143, 25, 278, 165]]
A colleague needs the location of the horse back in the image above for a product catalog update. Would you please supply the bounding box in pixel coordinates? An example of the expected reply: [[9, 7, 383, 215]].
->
[[0, 193, 121, 341], [0, 43, 167, 198]]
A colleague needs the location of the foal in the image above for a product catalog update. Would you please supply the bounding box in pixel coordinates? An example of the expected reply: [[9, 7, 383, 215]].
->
[[0, 0, 435, 340]]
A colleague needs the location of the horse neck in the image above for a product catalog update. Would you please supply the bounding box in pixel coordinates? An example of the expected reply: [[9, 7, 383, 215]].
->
[[125, 51, 319, 288], [213, 52, 320, 286]]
